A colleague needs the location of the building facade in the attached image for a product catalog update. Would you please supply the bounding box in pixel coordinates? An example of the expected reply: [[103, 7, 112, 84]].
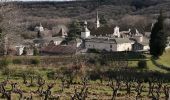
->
[[85, 37, 134, 52]]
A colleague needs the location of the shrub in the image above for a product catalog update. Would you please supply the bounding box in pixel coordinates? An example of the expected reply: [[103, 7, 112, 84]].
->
[[87, 58, 96, 64], [0, 57, 11, 69], [22, 47, 27, 55], [47, 71, 57, 80], [31, 58, 40, 65], [87, 49, 100, 53], [138, 60, 147, 69], [13, 59, 22, 64], [1, 67, 17, 76], [33, 48, 39, 56]]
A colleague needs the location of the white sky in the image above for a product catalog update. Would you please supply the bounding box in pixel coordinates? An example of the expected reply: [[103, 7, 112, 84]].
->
[[18, 0, 71, 1], [5, 0, 73, 1]]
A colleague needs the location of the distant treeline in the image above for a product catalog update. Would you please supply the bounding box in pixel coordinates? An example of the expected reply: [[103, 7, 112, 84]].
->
[[12, 0, 166, 9]]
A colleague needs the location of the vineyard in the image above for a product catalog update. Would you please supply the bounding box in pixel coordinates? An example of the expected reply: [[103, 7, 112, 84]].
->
[[0, 50, 170, 100]]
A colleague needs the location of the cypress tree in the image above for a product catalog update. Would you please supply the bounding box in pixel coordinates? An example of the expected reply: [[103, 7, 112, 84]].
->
[[149, 10, 167, 59]]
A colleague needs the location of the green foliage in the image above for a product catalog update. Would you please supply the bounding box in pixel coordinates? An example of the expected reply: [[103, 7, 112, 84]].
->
[[31, 58, 40, 65], [13, 59, 22, 64], [87, 49, 100, 53], [100, 15, 107, 25], [22, 47, 27, 55], [33, 48, 39, 56], [68, 20, 82, 38], [0, 29, 2, 38], [47, 71, 57, 80], [0, 57, 11, 69], [1, 67, 17, 76], [138, 60, 147, 69], [150, 10, 167, 58]]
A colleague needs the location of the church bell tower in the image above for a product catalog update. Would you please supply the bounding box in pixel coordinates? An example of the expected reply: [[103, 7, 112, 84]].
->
[[96, 11, 100, 28]]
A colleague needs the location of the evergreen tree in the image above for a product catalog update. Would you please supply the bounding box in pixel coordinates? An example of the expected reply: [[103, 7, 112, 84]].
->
[[100, 15, 107, 25], [149, 10, 167, 59], [22, 47, 27, 55], [37, 31, 41, 38], [33, 48, 39, 56], [68, 20, 82, 39]]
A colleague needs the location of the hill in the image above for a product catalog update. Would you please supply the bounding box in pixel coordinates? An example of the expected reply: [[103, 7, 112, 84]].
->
[[1, 0, 170, 43]]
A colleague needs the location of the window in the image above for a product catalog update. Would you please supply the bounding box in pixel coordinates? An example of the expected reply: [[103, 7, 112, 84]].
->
[[110, 45, 112, 48]]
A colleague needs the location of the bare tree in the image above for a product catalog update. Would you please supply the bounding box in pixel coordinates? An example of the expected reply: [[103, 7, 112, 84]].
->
[[135, 81, 143, 100], [44, 83, 56, 100], [71, 76, 88, 100], [109, 79, 121, 100], [0, 0, 20, 55], [36, 76, 45, 96], [163, 85, 170, 100]]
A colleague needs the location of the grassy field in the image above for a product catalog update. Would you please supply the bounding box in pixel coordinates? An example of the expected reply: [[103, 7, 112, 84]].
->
[[157, 49, 170, 67], [0, 50, 170, 99], [0, 66, 168, 100], [128, 49, 170, 73]]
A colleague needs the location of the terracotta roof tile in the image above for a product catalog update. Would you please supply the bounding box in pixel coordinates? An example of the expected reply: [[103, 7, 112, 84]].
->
[[41, 45, 77, 55]]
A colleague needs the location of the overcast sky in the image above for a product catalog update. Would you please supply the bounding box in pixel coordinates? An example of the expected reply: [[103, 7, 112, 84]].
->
[[19, 0, 71, 1], [15, 0, 72, 1]]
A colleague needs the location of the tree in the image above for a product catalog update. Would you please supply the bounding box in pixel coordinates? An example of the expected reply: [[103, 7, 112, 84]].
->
[[22, 47, 27, 55], [149, 10, 167, 59], [33, 47, 39, 56], [100, 15, 107, 25], [109, 79, 121, 100], [68, 20, 82, 39], [0, 1, 19, 56]]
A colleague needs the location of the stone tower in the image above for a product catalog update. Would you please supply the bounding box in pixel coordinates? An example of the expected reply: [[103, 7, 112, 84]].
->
[[96, 11, 100, 28], [113, 26, 120, 37], [81, 21, 90, 39]]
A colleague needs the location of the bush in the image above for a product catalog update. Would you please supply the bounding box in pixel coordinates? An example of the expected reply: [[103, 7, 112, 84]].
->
[[47, 71, 57, 80], [138, 60, 147, 69], [31, 58, 40, 65], [87, 49, 100, 53], [0, 57, 11, 69], [1, 67, 17, 76], [13, 59, 22, 64], [33, 48, 39, 56]]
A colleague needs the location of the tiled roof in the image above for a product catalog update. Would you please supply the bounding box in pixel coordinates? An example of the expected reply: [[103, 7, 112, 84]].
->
[[33, 37, 64, 43], [40, 45, 77, 55], [58, 28, 67, 36], [85, 37, 133, 44]]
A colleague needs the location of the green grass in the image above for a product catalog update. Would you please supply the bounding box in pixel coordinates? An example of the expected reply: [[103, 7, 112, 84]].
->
[[0, 51, 170, 99], [157, 49, 170, 67], [0, 55, 170, 99]]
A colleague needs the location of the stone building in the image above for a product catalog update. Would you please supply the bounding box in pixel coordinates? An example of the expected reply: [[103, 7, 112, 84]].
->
[[81, 20, 150, 52], [85, 37, 134, 51], [15, 45, 25, 56], [81, 21, 91, 39], [34, 23, 44, 32], [58, 28, 68, 38]]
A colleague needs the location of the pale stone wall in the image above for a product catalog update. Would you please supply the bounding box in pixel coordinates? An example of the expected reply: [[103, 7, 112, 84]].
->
[[86, 41, 117, 51], [143, 45, 150, 51], [117, 43, 132, 51], [35, 26, 44, 32], [53, 41, 62, 45], [81, 32, 90, 39], [16, 46, 25, 56], [86, 41, 133, 52]]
